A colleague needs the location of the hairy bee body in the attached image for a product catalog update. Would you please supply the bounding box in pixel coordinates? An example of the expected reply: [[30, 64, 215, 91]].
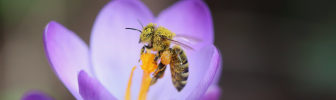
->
[[150, 45, 189, 92], [127, 23, 190, 92], [152, 27, 174, 51], [139, 23, 175, 55]]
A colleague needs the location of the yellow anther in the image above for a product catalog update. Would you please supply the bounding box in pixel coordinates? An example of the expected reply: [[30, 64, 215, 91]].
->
[[125, 52, 157, 100], [140, 51, 158, 73]]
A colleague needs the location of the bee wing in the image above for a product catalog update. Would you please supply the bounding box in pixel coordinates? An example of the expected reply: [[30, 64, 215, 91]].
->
[[162, 38, 195, 51], [173, 34, 203, 45]]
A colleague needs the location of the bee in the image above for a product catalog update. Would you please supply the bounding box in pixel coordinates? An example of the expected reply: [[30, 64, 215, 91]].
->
[[126, 21, 199, 92]]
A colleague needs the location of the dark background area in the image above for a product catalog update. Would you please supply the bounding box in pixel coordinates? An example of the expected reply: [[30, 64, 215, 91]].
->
[[1, 0, 336, 100], [209, 0, 336, 100]]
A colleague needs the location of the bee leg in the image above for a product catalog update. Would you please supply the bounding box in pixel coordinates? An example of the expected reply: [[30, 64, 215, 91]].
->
[[151, 63, 167, 85], [153, 65, 166, 76], [145, 45, 153, 49], [140, 46, 146, 55], [154, 55, 159, 62], [152, 63, 166, 78], [157, 64, 166, 72], [150, 77, 158, 85], [140, 45, 154, 61], [152, 70, 159, 76], [139, 46, 145, 62], [141, 45, 153, 55], [168, 48, 172, 53], [140, 46, 144, 55], [154, 50, 164, 64]]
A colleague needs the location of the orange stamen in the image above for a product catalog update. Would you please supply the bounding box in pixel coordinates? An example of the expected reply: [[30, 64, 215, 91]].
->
[[125, 51, 157, 100], [138, 71, 152, 100], [125, 66, 136, 100], [138, 51, 157, 100], [140, 51, 158, 73]]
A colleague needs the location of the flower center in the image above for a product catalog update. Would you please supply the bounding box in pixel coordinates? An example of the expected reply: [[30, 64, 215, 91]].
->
[[125, 51, 158, 100]]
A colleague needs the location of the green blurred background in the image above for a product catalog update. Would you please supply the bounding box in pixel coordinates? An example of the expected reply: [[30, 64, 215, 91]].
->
[[0, 0, 335, 100]]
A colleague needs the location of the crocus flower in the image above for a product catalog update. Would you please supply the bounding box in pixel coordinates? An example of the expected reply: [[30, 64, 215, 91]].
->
[[21, 90, 54, 100], [42, 0, 222, 100]]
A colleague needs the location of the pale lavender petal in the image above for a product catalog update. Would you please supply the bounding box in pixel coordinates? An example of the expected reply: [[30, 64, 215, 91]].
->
[[187, 45, 219, 100], [199, 51, 223, 100], [44, 21, 92, 99], [211, 50, 223, 85], [200, 85, 222, 100], [78, 70, 117, 100], [201, 50, 222, 100], [90, 0, 154, 99], [149, 45, 219, 100], [21, 90, 53, 100], [156, 0, 213, 51]]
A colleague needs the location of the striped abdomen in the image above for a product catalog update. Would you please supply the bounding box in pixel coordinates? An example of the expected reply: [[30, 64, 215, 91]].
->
[[170, 46, 189, 92]]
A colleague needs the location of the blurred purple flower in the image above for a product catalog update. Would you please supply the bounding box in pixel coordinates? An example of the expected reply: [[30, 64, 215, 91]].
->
[[21, 90, 54, 100], [43, 0, 222, 100]]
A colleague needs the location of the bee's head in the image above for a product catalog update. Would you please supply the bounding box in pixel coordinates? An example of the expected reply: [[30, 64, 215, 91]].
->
[[126, 22, 156, 43], [140, 23, 156, 43], [140, 27, 154, 43]]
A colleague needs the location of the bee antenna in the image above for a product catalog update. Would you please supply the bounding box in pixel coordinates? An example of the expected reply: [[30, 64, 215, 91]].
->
[[137, 19, 144, 29], [125, 28, 142, 33]]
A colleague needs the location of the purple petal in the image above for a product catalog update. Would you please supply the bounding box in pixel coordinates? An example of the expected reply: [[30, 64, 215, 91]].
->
[[211, 50, 223, 85], [78, 70, 117, 100], [156, 0, 213, 51], [200, 85, 222, 100], [90, 0, 154, 99], [149, 45, 219, 100], [44, 21, 92, 99], [21, 90, 53, 100], [187, 45, 219, 99]]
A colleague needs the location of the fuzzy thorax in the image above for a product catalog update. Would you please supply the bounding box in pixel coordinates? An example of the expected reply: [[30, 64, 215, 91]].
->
[[155, 27, 176, 38], [152, 27, 176, 51]]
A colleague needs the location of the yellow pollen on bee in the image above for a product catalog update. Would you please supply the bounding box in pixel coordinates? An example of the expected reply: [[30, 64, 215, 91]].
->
[[161, 51, 171, 65], [140, 23, 156, 42], [125, 51, 158, 100], [155, 27, 176, 37]]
